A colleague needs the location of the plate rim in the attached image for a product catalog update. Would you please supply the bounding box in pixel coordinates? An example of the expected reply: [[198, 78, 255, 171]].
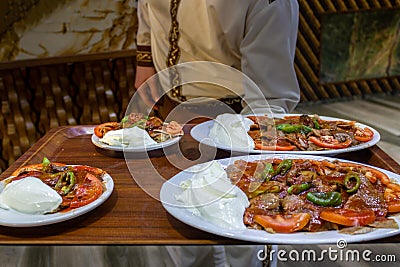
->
[[160, 154, 400, 244], [91, 133, 181, 152], [0, 168, 114, 227], [190, 114, 381, 155]]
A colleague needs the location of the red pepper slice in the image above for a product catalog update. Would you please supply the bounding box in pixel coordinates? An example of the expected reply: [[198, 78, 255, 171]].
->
[[309, 136, 352, 149]]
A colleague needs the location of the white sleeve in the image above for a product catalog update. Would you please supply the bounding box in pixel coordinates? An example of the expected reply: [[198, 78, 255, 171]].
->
[[136, 0, 154, 67], [136, 0, 151, 46], [240, 0, 300, 115]]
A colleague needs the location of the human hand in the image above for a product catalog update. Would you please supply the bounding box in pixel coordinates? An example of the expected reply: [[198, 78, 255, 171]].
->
[[134, 66, 162, 110]]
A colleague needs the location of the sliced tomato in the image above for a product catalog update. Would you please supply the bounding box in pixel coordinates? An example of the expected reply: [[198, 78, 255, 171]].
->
[[72, 165, 106, 177], [94, 122, 120, 138], [320, 209, 376, 226], [254, 213, 311, 233], [69, 173, 104, 208], [11, 162, 66, 177], [354, 127, 374, 142], [309, 136, 352, 149], [385, 190, 400, 213], [388, 202, 400, 213], [254, 143, 296, 151]]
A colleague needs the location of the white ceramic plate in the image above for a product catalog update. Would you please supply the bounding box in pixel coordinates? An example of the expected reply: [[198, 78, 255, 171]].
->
[[0, 171, 114, 227], [91, 134, 181, 152], [190, 114, 380, 155], [160, 154, 400, 244]]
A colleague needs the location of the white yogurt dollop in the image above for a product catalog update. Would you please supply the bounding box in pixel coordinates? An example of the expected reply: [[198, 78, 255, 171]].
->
[[100, 126, 157, 147], [175, 161, 249, 230], [209, 113, 255, 150], [0, 176, 62, 214]]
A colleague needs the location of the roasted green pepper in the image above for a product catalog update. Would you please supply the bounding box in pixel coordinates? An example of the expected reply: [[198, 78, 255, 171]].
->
[[130, 119, 147, 129], [276, 124, 313, 134], [306, 191, 342, 207], [55, 171, 76, 195], [275, 159, 293, 175], [312, 118, 321, 129], [267, 185, 281, 193], [255, 163, 275, 182], [61, 171, 76, 195], [42, 157, 51, 172], [248, 183, 281, 198], [55, 172, 65, 190], [344, 172, 361, 193], [120, 116, 129, 123], [288, 183, 311, 195]]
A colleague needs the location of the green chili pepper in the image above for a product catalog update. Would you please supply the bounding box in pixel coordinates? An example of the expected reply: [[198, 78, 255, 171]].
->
[[54, 172, 67, 192], [344, 172, 361, 193], [55, 172, 66, 190], [288, 183, 311, 195], [55, 171, 76, 195], [267, 185, 281, 193], [60, 171, 76, 195], [129, 119, 146, 128], [312, 118, 321, 129], [261, 163, 275, 181], [275, 159, 293, 175], [254, 163, 275, 182], [248, 183, 281, 198], [276, 124, 313, 134], [121, 116, 129, 123], [42, 157, 51, 172], [306, 191, 342, 207]]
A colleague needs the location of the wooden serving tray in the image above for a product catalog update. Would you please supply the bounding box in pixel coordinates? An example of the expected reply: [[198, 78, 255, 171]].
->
[[0, 125, 399, 244]]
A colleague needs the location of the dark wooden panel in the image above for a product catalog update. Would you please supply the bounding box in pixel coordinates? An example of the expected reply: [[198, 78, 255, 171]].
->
[[0, 51, 136, 172]]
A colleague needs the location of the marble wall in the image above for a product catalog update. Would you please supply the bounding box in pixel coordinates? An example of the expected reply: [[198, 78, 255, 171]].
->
[[0, 0, 137, 62]]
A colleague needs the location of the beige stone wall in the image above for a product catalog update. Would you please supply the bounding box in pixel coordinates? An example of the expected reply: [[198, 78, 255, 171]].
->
[[0, 0, 137, 62]]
